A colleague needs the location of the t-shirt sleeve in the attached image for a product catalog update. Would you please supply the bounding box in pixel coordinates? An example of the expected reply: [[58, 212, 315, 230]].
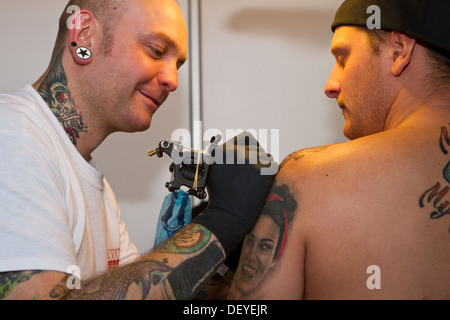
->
[[0, 131, 77, 273], [103, 179, 140, 266], [118, 217, 141, 265]]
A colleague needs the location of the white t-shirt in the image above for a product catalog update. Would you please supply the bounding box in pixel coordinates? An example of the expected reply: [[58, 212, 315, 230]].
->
[[0, 84, 140, 280]]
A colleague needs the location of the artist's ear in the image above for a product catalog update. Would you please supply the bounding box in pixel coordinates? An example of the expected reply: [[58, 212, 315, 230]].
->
[[389, 31, 416, 76], [68, 10, 98, 65]]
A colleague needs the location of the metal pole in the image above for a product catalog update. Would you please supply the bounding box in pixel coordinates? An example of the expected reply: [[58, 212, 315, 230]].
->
[[188, 0, 203, 151]]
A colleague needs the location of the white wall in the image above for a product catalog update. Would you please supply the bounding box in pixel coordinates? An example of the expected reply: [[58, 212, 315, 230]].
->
[[0, 0, 346, 255], [201, 0, 346, 162]]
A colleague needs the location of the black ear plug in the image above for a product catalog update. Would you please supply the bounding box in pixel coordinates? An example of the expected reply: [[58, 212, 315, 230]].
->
[[71, 42, 77, 47]]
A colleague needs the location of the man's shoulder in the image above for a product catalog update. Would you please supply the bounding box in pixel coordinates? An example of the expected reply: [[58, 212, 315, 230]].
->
[[281, 144, 336, 167], [276, 129, 434, 203], [279, 128, 428, 175], [279, 140, 366, 177], [0, 86, 45, 132]]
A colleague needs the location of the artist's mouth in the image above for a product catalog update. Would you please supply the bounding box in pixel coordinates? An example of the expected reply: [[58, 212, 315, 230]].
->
[[138, 89, 163, 110]]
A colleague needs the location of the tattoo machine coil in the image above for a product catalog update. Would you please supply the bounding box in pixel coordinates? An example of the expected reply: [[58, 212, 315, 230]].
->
[[148, 135, 222, 200], [149, 135, 221, 246]]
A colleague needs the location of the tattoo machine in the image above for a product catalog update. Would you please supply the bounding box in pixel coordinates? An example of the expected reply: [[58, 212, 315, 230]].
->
[[148, 135, 222, 246], [148, 134, 222, 200]]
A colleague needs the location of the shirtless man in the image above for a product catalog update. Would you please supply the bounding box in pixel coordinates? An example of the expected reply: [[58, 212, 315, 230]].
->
[[229, 0, 450, 300]]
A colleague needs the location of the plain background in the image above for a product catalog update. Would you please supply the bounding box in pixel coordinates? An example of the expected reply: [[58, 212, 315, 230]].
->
[[0, 0, 346, 255]]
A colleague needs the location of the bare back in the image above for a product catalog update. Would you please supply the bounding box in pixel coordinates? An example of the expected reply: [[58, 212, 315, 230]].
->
[[229, 108, 450, 300]]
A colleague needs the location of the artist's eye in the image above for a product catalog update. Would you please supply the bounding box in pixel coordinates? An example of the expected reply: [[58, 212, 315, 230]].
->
[[149, 46, 164, 58]]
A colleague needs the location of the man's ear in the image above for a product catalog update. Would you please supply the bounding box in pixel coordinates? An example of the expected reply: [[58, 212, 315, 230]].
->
[[389, 31, 416, 76], [68, 10, 98, 65]]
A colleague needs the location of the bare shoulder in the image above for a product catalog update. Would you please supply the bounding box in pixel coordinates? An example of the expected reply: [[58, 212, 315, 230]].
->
[[230, 125, 450, 300], [278, 127, 450, 299], [0, 270, 67, 300], [279, 125, 446, 197]]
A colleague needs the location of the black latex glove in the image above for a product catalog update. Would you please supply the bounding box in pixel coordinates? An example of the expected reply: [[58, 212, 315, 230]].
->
[[193, 132, 278, 256]]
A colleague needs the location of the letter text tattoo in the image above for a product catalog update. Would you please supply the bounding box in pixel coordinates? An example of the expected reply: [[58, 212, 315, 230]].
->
[[419, 124, 450, 233]]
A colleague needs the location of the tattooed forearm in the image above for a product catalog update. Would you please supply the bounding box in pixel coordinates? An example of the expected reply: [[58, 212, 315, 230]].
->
[[52, 224, 225, 300], [38, 47, 87, 146], [167, 240, 224, 300], [0, 271, 44, 300], [230, 184, 297, 299], [59, 260, 174, 300]]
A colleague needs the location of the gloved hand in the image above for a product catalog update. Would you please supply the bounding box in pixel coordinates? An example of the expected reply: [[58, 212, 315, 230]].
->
[[193, 132, 278, 256]]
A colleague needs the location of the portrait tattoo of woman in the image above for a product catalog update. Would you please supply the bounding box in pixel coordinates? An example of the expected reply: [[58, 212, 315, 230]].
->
[[230, 184, 297, 299]]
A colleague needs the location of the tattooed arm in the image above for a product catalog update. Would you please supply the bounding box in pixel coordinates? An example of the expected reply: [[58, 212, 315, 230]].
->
[[228, 147, 331, 300], [228, 181, 303, 300], [1, 223, 225, 300]]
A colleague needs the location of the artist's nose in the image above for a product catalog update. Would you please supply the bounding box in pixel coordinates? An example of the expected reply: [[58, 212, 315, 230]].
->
[[158, 63, 179, 93]]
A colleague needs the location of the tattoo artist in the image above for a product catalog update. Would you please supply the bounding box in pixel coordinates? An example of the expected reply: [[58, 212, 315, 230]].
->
[[0, 0, 276, 300]]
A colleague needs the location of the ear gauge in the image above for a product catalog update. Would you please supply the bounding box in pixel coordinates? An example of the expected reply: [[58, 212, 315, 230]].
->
[[70, 42, 93, 65], [75, 47, 92, 61]]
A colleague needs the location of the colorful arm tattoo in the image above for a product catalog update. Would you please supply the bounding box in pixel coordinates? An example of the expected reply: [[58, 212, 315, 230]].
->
[[51, 224, 225, 300], [0, 271, 44, 300], [37, 48, 87, 146]]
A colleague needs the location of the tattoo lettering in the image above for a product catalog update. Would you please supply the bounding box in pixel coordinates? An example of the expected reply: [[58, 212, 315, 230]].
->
[[419, 182, 450, 219], [439, 125, 449, 155], [419, 125, 450, 232], [230, 184, 297, 299], [0, 270, 43, 300], [38, 48, 87, 146]]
